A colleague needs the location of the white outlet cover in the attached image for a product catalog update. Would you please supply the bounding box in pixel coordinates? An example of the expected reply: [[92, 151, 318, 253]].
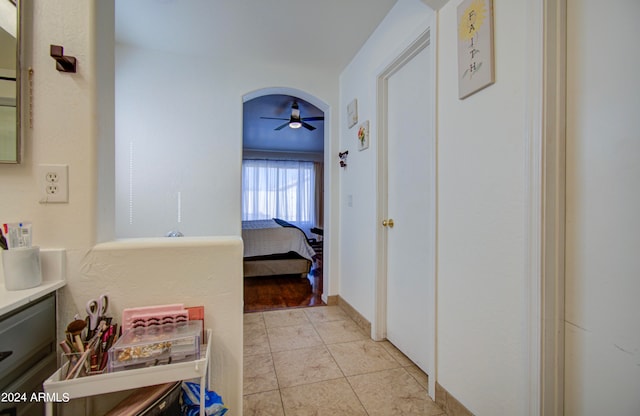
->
[[38, 164, 69, 203]]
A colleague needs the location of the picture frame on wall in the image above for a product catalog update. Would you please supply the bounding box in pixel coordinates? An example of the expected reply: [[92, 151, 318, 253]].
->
[[347, 99, 358, 128], [457, 0, 495, 99], [357, 120, 369, 151]]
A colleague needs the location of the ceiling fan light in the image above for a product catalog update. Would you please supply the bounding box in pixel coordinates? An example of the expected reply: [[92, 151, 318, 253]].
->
[[289, 121, 302, 129]]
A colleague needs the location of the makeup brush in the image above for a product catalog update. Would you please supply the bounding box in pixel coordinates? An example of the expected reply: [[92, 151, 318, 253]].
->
[[65, 347, 92, 380], [67, 319, 87, 353]]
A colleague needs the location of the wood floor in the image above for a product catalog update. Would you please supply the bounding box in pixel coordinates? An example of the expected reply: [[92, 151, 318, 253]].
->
[[244, 241, 324, 312], [243, 273, 323, 312]]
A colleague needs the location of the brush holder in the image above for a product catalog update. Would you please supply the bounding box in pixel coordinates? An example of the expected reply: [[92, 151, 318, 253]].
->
[[2, 246, 42, 291]]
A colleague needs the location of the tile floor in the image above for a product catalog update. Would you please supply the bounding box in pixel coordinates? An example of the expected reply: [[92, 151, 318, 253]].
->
[[243, 306, 446, 416]]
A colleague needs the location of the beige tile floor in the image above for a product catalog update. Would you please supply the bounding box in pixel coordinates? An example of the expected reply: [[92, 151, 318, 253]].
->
[[243, 306, 446, 416]]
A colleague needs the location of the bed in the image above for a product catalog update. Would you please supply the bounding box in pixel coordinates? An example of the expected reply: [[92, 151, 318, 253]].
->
[[242, 219, 316, 278]]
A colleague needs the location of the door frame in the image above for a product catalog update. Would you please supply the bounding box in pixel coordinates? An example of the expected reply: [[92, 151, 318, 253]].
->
[[242, 87, 332, 300], [373, 26, 437, 397], [525, 1, 566, 415]]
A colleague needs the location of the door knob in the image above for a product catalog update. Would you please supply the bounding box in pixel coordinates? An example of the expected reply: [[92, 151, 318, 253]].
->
[[382, 219, 394, 228]]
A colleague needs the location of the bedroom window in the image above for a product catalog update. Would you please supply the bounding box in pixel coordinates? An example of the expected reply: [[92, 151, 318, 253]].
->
[[242, 159, 316, 234]]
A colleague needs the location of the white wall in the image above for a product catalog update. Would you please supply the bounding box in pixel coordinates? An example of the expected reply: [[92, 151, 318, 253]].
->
[[57, 237, 244, 414], [340, 0, 529, 414], [436, 1, 528, 414], [115, 38, 343, 298], [338, 0, 434, 324], [565, 1, 640, 414], [0, 1, 246, 413], [114, 45, 339, 238], [0, 0, 98, 249]]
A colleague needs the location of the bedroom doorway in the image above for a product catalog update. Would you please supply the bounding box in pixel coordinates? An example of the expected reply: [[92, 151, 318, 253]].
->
[[375, 27, 436, 394], [241, 89, 328, 312]]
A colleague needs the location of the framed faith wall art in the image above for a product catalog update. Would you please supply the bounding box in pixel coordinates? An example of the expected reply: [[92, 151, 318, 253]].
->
[[457, 0, 495, 99]]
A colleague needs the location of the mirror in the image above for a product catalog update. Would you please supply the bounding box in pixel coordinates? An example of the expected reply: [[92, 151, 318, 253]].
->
[[0, 0, 19, 163]]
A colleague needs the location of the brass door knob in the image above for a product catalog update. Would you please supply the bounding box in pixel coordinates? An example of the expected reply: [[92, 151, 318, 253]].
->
[[382, 219, 394, 228]]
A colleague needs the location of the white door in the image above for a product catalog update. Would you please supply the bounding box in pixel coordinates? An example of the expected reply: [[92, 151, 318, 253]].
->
[[384, 40, 435, 374]]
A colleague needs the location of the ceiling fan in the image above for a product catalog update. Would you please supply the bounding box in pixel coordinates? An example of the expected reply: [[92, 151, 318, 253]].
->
[[260, 101, 324, 131]]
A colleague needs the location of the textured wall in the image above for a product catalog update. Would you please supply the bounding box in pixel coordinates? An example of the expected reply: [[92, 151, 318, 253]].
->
[[58, 237, 244, 414]]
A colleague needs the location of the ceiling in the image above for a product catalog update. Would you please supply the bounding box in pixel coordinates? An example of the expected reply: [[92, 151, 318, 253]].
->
[[243, 94, 324, 154], [116, 0, 397, 70], [115, 0, 399, 154]]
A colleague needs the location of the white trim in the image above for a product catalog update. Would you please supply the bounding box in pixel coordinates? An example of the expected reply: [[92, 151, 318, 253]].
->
[[374, 26, 437, 398], [541, 1, 567, 414], [525, 1, 566, 415], [524, 0, 544, 412]]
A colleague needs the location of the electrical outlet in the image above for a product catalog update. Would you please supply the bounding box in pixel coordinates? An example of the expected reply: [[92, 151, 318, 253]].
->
[[38, 164, 68, 203]]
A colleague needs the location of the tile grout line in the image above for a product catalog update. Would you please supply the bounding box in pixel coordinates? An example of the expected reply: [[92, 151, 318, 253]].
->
[[311, 308, 376, 416], [342, 371, 371, 416], [244, 306, 437, 415], [262, 310, 285, 407], [318, 313, 430, 414], [297, 307, 370, 414]]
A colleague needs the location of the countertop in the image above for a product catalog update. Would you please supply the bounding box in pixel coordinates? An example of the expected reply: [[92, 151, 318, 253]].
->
[[0, 279, 66, 316], [0, 248, 66, 316]]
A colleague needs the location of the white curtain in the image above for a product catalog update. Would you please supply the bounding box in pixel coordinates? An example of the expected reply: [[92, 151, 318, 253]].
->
[[242, 159, 316, 236]]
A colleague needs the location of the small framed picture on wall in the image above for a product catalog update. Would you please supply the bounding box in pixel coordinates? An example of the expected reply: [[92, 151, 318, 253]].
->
[[457, 0, 495, 99], [357, 120, 369, 151], [347, 99, 358, 128]]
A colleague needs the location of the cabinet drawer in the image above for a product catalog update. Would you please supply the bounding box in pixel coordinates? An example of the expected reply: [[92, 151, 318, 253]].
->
[[0, 352, 57, 416], [0, 295, 55, 390]]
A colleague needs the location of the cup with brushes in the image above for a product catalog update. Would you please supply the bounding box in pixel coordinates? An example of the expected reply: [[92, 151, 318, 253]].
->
[[61, 296, 117, 379]]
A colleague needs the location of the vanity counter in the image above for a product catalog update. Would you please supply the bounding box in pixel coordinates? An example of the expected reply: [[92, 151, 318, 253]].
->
[[0, 278, 66, 316]]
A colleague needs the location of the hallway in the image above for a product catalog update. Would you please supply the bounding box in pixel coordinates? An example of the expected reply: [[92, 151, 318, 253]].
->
[[243, 306, 444, 415]]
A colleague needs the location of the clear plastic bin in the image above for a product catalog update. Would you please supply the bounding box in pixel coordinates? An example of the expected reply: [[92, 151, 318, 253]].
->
[[108, 321, 202, 372]]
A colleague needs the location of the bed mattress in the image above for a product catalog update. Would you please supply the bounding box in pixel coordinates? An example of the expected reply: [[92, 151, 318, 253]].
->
[[241, 219, 315, 261]]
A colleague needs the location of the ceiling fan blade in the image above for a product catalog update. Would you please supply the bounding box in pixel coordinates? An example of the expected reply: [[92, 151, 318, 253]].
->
[[275, 122, 290, 130], [301, 116, 324, 121], [260, 116, 289, 120], [302, 121, 317, 131]]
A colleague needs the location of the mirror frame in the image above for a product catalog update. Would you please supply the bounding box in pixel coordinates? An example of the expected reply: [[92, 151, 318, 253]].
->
[[0, 0, 20, 164]]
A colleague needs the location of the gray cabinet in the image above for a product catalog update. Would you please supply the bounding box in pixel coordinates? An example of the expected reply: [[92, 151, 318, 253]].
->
[[0, 294, 57, 416]]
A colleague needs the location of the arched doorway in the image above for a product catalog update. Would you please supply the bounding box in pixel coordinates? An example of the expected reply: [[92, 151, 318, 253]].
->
[[241, 88, 331, 311]]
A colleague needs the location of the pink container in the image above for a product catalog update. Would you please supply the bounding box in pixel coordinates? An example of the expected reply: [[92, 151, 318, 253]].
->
[[122, 304, 189, 331]]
